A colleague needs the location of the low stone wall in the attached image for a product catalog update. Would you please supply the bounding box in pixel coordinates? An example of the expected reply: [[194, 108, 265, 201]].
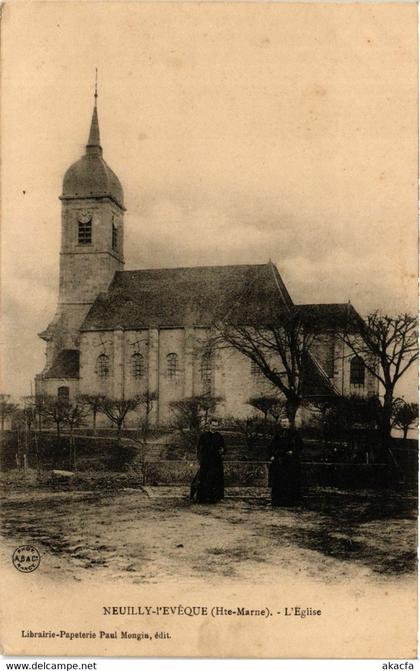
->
[[302, 462, 391, 489], [122, 461, 396, 489], [142, 461, 393, 489], [144, 461, 268, 486], [1, 430, 415, 489]]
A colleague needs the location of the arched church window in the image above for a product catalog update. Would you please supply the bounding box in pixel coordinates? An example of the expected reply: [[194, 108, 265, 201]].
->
[[78, 219, 92, 244], [57, 386, 70, 403], [131, 352, 145, 379], [250, 360, 263, 378], [350, 356, 365, 386], [96, 353, 110, 379], [167, 353, 178, 379], [201, 353, 213, 385]]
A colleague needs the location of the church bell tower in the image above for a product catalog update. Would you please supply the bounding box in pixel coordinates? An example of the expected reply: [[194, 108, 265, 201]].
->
[[38, 86, 125, 369]]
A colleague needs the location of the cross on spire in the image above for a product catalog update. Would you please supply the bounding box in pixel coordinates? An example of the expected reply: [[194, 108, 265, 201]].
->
[[87, 69, 101, 151], [94, 67, 98, 103]]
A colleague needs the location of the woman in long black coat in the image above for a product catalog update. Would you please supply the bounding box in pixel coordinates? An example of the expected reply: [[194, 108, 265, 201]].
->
[[269, 426, 303, 506], [190, 421, 225, 504]]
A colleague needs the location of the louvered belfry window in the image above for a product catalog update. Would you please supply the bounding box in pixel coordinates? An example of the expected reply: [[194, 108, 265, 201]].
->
[[78, 220, 92, 244], [112, 223, 118, 250]]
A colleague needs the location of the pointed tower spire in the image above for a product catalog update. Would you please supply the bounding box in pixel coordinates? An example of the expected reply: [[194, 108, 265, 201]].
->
[[86, 69, 102, 153]]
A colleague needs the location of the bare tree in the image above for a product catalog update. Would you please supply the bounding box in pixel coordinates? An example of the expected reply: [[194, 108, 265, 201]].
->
[[38, 396, 68, 443], [0, 394, 19, 431], [100, 396, 142, 441], [227, 415, 266, 450], [34, 394, 46, 432], [170, 396, 204, 437], [62, 400, 90, 469], [247, 395, 286, 424], [21, 397, 37, 434], [392, 399, 418, 441], [200, 394, 223, 425], [13, 397, 39, 470], [36, 395, 70, 467], [137, 390, 158, 436], [77, 394, 105, 433], [20, 396, 42, 471], [342, 311, 418, 448], [169, 394, 223, 452], [214, 309, 330, 428]]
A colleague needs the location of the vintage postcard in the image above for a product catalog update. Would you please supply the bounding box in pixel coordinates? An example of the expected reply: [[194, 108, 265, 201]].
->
[[0, 0, 418, 659]]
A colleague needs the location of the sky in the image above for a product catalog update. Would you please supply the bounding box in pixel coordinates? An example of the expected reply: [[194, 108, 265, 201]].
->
[[1, 1, 418, 400]]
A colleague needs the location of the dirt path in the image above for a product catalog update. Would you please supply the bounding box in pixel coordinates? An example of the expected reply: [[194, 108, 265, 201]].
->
[[0, 488, 416, 587]]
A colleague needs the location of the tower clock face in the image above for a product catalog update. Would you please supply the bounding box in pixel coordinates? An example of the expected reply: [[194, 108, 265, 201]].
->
[[78, 210, 92, 224]]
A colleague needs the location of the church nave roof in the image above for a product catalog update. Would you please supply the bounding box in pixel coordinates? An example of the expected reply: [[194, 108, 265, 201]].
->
[[80, 262, 293, 331]]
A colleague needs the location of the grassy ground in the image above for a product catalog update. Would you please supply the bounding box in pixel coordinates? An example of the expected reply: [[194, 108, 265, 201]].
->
[[0, 484, 416, 586]]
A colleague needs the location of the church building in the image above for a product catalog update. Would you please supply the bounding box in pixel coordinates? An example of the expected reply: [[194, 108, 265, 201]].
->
[[35, 95, 377, 426]]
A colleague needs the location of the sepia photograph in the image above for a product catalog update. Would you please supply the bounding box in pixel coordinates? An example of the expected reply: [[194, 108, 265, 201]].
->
[[0, 0, 418, 659]]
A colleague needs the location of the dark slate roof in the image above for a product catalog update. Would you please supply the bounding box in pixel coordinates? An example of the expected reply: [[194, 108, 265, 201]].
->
[[295, 303, 363, 332], [81, 262, 293, 331], [302, 353, 339, 398], [61, 153, 124, 209], [60, 104, 124, 209], [43, 350, 80, 379]]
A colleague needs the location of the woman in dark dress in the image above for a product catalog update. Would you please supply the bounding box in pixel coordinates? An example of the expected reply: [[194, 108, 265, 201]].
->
[[190, 420, 225, 503], [269, 425, 303, 506]]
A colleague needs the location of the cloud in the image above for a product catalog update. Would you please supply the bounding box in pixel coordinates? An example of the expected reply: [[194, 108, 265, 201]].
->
[[2, 185, 417, 400], [126, 191, 417, 313], [1, 2, 417, 398], [280, 250, 417, 314], [1, 276, 56, 398]]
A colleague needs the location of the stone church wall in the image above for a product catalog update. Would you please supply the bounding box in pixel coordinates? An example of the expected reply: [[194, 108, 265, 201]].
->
[[310, 333, 336, 379], [218, 347, 280, 419], [310, 333, 378, 398], [157, 328, 186, 423], [70, 327, 378, 429], [60, 252, 121, 305], [330, 340, 378, 397], [59, 200, 123, 306], [79, 331, 115, 398], [34, 376, 79, 401], [123, 330, 149, 400]]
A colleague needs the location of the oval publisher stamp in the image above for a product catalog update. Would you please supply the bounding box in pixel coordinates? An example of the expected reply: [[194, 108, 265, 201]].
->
[[12, 545, 41, 573]]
